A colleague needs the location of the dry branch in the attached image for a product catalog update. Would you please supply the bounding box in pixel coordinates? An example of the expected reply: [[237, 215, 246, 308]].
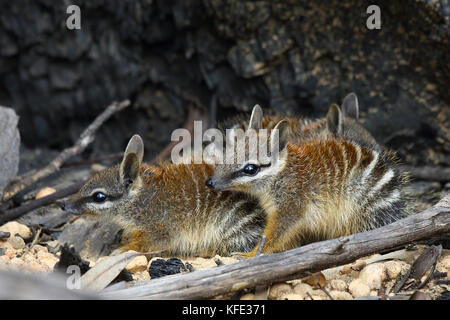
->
[[0, 180, 85, 225], [399, 165, 450, 182], [2, 100, 130, 202], [101, 193, 450, 300]]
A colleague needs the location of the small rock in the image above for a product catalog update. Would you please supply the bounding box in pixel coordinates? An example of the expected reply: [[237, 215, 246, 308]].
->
[[7, 236, 25, 250], [32, 244, 48, 254], [27, 261, 50, 273], [47, 240, 59, 249], [293, 282, 314, 298], [349, 279, 371, 298], [9, 257, 24, 267], [0, 221, 31, 239], [340, 259, 366, 274], [268, 283, 293, 299], [329, 279, 348, 291], [4, 248, 16, 259], [439, 255, 450, 271], [384, 260, 407, 280], [132, 270, 150, 281], [125, 255, 148, 273], [35, 187, 56, 199], [37, 251, 59, 270], [0, 255, 9, 264], [240, 293, 255, 300], [359, 263, 386, 289], [330, 290, 353, 300]]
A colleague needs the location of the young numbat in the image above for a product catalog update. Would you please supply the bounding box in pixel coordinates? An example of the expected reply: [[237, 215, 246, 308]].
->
[[206, 95, 410, 257], [62, 135, 266, 257], [61, 99, 356, 257]]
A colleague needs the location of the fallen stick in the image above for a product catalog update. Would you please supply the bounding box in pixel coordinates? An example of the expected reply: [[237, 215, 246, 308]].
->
[[399, 165, 450, 182], [2, 100, 130, 202], [0, 180, 85, 225], [101, 193, 450, 300]]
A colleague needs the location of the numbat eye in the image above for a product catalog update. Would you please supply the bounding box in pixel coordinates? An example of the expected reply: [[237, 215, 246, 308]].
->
[[92, 192, 107, 203], [242, 164, 259, 175]]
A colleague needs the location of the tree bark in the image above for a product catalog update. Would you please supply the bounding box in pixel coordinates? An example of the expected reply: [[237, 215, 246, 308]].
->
[[101, 193, 450, 300]]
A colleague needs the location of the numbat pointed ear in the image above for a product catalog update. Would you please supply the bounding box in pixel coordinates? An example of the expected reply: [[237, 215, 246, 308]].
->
[[326, 103, 343, 135], [270, 120, 290, 156], [248, 104, 263, 131], [120, 135, 144, 185], [341, 92, 359, 120]]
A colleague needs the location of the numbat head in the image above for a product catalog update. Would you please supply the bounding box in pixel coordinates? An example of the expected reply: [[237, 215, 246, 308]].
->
[[63, 135, 266, 257], [207, 95, 409, 255]]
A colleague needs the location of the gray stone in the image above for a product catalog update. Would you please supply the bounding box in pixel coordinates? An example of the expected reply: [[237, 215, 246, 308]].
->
[[0, 106, 20, 197]]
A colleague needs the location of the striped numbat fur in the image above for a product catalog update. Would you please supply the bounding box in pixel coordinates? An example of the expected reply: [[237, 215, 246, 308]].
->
[[62, 107, 336, 257], [63, 135, 266, 257], [207, 96, 410, 257], [62, 94, 377, 257]]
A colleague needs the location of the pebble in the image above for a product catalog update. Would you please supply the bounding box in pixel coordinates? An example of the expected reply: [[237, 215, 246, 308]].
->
[[359, 263, 386, 289], [330, 290, 353, 300], [384, 260, 407, 280], [240, 293, 255, 300], [439, 255, 450, 270], [329, 279, 348, 291], [0, 221, 31, 239], [132, 270, 151, 281], [125, 255, 148, 273], [268, 283, 293, 299], [31, 244, 48, 254], [8, 236, 25, 250], [349, 279, 371, 298], [37, 251, 59, 270], [293, 282, 314, 297]]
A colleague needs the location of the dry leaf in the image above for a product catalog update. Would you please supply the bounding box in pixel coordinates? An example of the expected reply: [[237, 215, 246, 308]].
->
[[302, 272, 326, 287], [81, 251, 144, 292]]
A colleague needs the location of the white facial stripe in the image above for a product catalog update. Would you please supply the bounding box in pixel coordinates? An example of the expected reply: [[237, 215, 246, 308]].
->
[[86, 201, 114, 210], [89, 188, 108, 197]]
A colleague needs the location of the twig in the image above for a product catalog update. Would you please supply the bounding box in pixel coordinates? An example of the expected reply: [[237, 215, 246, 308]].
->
[[255, 235, 267, 256], [317, 284, 334, 300], [2, 100, 130, 202], [61, 152, 123, 168], [0, 180, 85, 225], [100, 193, 450, 300], [399, 165, 450, 182]]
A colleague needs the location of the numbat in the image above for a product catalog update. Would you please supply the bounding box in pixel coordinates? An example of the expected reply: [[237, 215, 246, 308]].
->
[[207, 94, 410, 256], [63, 134, 266, 257], [62, 109, 336, 257]]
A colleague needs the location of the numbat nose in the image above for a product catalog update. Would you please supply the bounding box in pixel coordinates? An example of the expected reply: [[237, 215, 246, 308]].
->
[[205, 178, 216, 188]]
